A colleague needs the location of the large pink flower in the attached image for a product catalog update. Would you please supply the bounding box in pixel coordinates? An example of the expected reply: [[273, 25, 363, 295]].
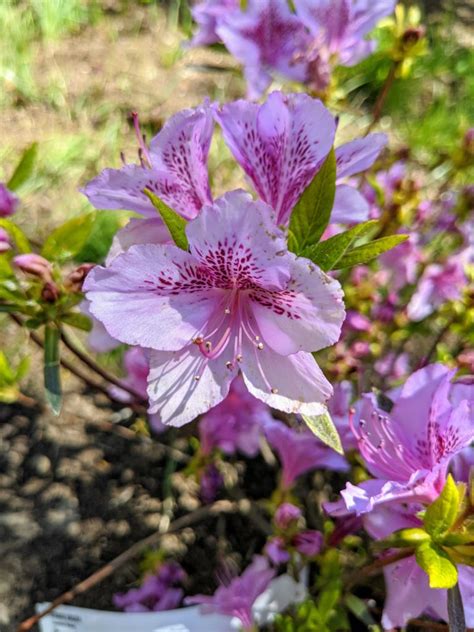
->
[[84, 190, 345, 426], [215, 91, 385, 226], [326, 364, 474, 516]]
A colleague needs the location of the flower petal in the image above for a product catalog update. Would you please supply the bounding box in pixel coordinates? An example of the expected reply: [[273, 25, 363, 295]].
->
[[186, 190, 291, 291], [331, 184, 370, 223], [149, 103, 214, 218], [251, 255, 345, 355], [241, 347, 332, 415], [106, 217, 171, 264], [335, 134, 387, 178], [84, 244, 222, 350], [147, 345, 236, 427], [215, 92, 336, 224]]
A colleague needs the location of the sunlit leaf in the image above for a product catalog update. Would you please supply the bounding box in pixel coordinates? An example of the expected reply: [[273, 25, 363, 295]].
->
[[288, 149, 336, 254], [302, 409, 344, 455], [415, 541, 458, 589], [333, 234, 409, 269], [302, 220, 378, 271], [144, 189, 188, 250], [42, 213, 95, 262], [7, 143, 38, 191]]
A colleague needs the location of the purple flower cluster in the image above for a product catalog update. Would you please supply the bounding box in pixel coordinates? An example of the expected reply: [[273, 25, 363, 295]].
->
[[325, 364, 474, 627], [113, 561, 186, 613], [189, 0, 396, 97]]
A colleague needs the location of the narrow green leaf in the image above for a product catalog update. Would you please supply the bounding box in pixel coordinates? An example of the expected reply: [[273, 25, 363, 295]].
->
[[288, 148, 336, 255], [344, 594, 377, 627], [415, 541, 458, 589], [7, 143, 38, 191], [61, 312, 92, 332], [302, 409, 344, 455], [302, 220, 378, 271], [42, 213, 95, 263], [44, 324, 62, 415], [423, 475, 460, 538], [0, 218, 31, 253], [144, 189, 188, 250], [333, 234, 409, 269]]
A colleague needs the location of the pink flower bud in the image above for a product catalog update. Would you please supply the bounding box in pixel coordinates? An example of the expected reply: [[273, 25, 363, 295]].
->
[[274, 502, 302, 530], [13, 253, 52, 281], [293, 530, 323, 557], [0, 228, 11, 253], [0, 183, 19, 217]]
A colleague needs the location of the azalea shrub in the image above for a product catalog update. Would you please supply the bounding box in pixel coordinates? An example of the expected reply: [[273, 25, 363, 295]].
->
[[1, 1, 473, 631]]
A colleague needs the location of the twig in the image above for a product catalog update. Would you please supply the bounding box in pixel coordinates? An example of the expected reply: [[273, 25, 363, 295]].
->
[[367, 61, 399, 133], [17, 500, 238, 632], [60, 327, 146, 403]]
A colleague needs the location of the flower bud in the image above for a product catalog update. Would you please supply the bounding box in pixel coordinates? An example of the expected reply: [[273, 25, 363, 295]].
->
[[13, 253, 52, 282], [0, 228, 11, 253], [274, 503, 302, 530], [0, 183, 19, 217], [66, 263, 95, 293], [293, 530, 323, 557], [41, 280, 60, 303]]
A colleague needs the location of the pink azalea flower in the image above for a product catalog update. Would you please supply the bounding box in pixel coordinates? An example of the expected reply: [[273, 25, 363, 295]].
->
[[295, 0, 396, 92], [215, 91, 385, 226], [325, 364, 474, 516], [264, 419, 348, 490], [84, 190, 345, 427], [188, 0, 239, 47], [364, 505, 474, 629], [0, 183, 19, 217], [407, 255, 468, 321], [199, 375, 271, 457], [186, 555, 276, 630], [216, 0, 312, 99], [81, 104, 214, 220]]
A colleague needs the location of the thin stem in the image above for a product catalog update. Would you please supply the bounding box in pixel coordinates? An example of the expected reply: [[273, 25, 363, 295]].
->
[[60, 326, 146, 403], [447, 583, 466, 632], [16, 501, 238, 632], [367, 61, 399, 133]]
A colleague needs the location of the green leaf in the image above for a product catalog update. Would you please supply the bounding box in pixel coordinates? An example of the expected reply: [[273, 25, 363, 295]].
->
[[44, 324, 62, 415], [302, 409, 344, 455], [288, 148, 336, 254], [333, 235, 409, 269], [60, 312, 92, 332], [144, 189, 188, 250], [424, 475, 460, 538], [415, 541, 458, 589], [302, 220, 378, 271], [0, 218, 31, 253], [7, 143, 38, 191], [344, 595, 377, 627], [42, 213, 95, 263]]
